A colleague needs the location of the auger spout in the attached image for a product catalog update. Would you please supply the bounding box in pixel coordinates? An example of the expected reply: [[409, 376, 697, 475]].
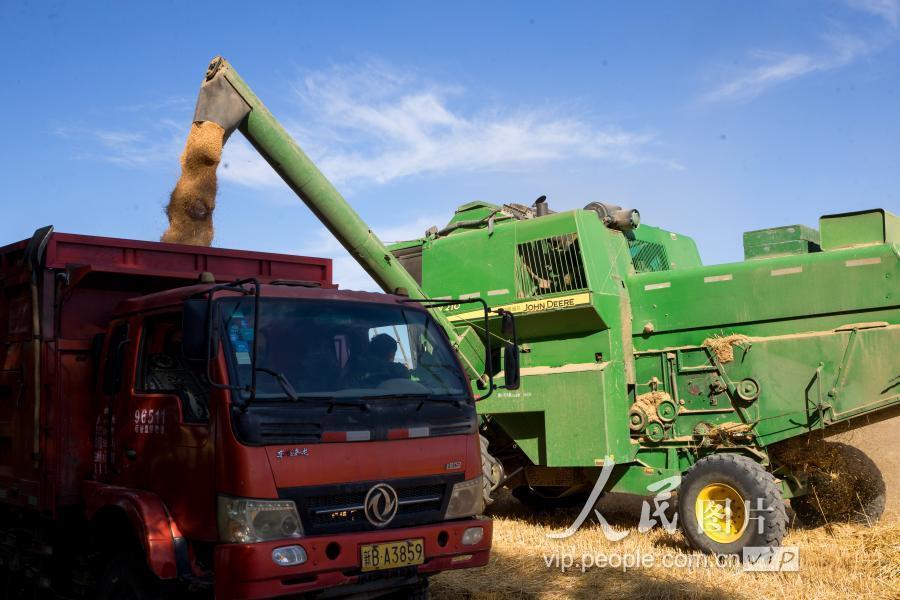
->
[[189, 56, 487, 382]]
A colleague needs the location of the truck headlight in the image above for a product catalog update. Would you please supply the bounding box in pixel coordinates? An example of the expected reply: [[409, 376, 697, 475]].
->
[[444, 476, 484, 520], [217, 496, 303, 543]]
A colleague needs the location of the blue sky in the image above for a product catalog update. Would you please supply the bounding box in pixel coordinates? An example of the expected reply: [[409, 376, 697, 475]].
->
[[2, 0, 899, 289]]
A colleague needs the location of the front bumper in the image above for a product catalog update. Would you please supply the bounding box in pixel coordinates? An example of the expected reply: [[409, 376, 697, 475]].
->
[[214, 517, 492, 599]]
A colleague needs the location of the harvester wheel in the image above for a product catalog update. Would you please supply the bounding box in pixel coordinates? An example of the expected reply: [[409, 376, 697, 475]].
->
[[679, 453, 787, 555], [789, 441, 886, 527], [480, 435, 504, 507]]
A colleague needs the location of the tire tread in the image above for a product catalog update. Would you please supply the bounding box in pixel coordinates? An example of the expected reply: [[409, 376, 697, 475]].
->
[[680, 453, 787, 553]]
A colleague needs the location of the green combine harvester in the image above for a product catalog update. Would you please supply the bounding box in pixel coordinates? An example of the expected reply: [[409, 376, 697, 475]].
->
[[389, 201, 899, 553], [193, 56, 897, 555]]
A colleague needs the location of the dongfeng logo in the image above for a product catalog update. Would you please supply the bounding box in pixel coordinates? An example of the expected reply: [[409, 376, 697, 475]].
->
[[364, 483, 399, 527]]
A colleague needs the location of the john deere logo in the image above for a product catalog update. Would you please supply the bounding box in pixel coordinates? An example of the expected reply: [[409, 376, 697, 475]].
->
[[364, 483, 399, 527]]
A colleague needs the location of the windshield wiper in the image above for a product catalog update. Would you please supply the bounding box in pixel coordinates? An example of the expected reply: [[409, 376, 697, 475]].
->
[[246, 374, 370, 411], [359, 392, 467, 409], [300, 394, 370, 412], [254, 367, 300, 401]]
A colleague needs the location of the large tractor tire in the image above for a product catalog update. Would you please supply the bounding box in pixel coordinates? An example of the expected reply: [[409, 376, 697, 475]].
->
[[679, 453, 787, 555], [480, 434, 504, 507], [789, 441, 886, 527]]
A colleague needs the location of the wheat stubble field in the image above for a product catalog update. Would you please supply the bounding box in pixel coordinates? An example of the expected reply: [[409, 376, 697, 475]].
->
[[431, 418, 900, 600]]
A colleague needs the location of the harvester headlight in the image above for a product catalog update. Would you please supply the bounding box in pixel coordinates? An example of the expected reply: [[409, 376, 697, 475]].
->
[[217, 495, 304, 543], [444, 476, 484, 520]]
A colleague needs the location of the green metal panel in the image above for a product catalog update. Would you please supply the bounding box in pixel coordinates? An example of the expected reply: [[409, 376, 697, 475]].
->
[[481, 361, 635, 465], [744, 239, 819, 260], [445, 201, 511, 229], [421, 214, 519, 303], [743, 224, 820, 260], [628, 243, 898, 339], [743, 224, 820, 246], [819, 209, 894, 250], [626, 223, 703, 271]]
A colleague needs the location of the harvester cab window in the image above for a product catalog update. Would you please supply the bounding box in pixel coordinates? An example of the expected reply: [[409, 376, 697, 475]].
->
[[136, 314, 210, 422]]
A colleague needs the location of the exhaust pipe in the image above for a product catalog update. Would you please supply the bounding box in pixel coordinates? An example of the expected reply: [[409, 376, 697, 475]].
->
[[584, 202, 640, 231]]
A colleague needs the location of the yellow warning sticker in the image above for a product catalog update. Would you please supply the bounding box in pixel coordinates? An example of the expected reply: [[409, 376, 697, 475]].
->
[[444, 292, 591, 322]]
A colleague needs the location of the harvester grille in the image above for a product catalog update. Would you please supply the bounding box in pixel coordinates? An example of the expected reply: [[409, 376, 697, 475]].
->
[[627, 239, 670, 273], [515, 234, 587, 298]]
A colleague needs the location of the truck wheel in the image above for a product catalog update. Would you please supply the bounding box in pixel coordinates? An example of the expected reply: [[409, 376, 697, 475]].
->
[[790, 442, 886, 527], [480, 435, 504, 507], [97, 554, 168, 600], [679, 453, 787, 555]]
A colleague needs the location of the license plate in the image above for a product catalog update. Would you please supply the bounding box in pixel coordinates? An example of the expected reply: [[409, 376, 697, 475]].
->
[[359, 538, 425, 572]]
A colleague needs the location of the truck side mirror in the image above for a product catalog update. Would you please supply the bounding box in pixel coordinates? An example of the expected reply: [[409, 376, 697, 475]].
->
[[504, 342, 521, 390], [498, 309, 520, 390], [182, 298, 213, 360], [501, 311, 516, 338]]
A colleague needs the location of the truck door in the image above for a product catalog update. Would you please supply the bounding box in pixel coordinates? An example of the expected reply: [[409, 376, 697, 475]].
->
[[112, 312, 216, 540]]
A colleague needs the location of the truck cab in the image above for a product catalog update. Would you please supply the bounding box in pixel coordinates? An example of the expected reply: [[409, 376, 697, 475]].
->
[[101, 283, 489, 597], [0, 230, 491, 599]]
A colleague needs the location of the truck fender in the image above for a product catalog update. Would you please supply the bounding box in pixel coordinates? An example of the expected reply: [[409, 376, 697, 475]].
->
[[82, 481, 189, 580]]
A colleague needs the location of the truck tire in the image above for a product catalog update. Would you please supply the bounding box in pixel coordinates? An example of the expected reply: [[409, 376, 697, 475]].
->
[[679, 453, 787, 555], [480, 435, 504, 507], [789, 442, 886, 527], [96, 554, 169, 600]]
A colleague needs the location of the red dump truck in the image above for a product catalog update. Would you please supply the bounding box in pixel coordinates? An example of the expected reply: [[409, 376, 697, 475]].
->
[[0, 227, 494, 599]]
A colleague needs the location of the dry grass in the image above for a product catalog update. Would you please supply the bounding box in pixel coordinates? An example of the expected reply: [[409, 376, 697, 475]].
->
[[433, 418, 900, 600], [633, 391, 672, 422], [702, 334, 751, 363]]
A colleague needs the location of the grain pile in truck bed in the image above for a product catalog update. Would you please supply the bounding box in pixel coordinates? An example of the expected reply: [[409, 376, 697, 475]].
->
[[161, 121, 224, 246]]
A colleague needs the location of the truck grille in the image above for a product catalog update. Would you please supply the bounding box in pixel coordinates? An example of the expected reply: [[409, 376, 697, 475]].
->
[[280, 475, 461, 535]]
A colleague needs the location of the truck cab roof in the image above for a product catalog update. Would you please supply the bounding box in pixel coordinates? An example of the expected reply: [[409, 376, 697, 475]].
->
[[114, 283, 413, 317]]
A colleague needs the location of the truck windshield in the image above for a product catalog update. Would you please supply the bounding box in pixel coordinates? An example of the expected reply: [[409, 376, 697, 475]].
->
[[219, 298, 469, 402]]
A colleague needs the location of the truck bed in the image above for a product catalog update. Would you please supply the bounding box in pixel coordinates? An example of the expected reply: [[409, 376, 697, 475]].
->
[[0, 229, 332, 513]]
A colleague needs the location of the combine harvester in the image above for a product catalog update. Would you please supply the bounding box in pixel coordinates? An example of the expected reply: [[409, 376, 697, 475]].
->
[[191, 57, 897, 556], [389, 199, 899, 553]]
